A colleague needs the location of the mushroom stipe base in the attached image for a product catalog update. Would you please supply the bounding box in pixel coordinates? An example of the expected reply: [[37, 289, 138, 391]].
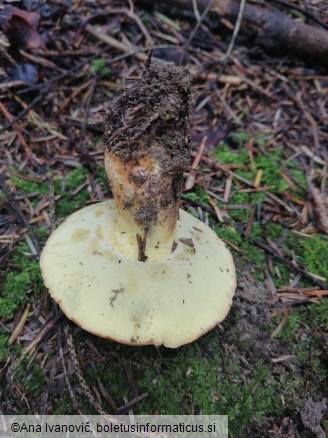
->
[[41, 200, 236, 348]]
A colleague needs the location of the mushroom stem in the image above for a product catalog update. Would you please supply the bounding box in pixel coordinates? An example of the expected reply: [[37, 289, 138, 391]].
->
[[105, 149, 180, 261], [103, 59, 192, 261]]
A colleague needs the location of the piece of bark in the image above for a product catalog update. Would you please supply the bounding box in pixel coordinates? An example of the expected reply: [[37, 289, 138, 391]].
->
[[140, 0, 328, 66]]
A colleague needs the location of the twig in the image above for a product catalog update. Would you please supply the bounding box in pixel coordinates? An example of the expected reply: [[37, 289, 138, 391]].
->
[[270, 0, 328, 31], [81, 76, 97, 138], [192, 0, 201, 21], [0, 93, 44, 134], [91, 363, 118, 412], [64, 324, 108, 415], [47, 177, 56, 232], [8, 304, 31, 345], [271, 307, 289, 338], [85, 24, 147, 62], [183, 0, 213, 51], [107, 8, 154, 46], [185, 136, 207, 190], [58, 325, 81, 413], [249, 236, 328, 289], [54, 78, 93, 116], [116, 393, 148, 414], [23, 308, 62, 355], [221, 0, 247, 65]]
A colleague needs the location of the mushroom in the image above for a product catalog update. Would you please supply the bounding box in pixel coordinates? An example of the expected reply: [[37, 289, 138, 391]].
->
[[40, 59, 236, 348]]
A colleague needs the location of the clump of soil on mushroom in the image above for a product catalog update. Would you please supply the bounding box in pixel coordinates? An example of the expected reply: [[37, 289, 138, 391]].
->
[[103, 59, 191, 234]]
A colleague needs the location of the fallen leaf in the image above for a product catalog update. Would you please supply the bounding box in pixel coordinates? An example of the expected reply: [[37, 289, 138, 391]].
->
[[0, 6, 45, 50], [7, 63, 38, 85]]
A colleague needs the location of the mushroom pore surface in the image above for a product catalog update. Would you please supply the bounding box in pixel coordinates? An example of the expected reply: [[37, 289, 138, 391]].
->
[[40, 200, 236, 348]]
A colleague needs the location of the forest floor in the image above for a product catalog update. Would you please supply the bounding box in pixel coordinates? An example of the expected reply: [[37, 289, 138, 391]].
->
[[0, 1, 327, 437]]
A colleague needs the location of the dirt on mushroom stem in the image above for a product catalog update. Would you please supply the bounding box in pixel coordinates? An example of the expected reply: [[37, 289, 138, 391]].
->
[[103, 59, 192, 261]]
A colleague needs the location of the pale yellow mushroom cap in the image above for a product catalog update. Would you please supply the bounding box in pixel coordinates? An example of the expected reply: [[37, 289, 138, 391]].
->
[[40, 200, 236, 348]]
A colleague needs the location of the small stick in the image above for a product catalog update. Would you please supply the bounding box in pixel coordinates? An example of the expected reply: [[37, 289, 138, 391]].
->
[[270, 0, 328, 31], [64, 324, 108, 415], [116, 393, 148, 415], [47, 177, 56, 232], [8, 304, 31, 345], [244, 205, 255, 237], [108, 8, 154, 46], [250, 236, 328, 290], [221, 0, 246, 65], [271, 307, 289, 338], [85, 24, 147, 62], [185, 136, 207, 191], [58, 326, 81, 413], [183, 0, 213, 51], [23, 309, 62, 355]]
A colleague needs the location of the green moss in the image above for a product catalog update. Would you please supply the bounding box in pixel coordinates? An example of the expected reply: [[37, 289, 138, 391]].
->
[[228, 132, 251, 147], [183, 187, 209, 205], [215, 136, 307, 198], [10, 175, 49, 208], [131, 348, 281, 437], [255, 151, 289, 192], [0, 334, 46, 406], [214, 223, 266, 280], [323, 420, 328, 434], [55, 166, 90, 216], [274, 312, 300, 341], [34, 226, 48, 241], [13, 357, 46, 398], [0, 272, 30, 319], [214, 225, 242, 247], [10, 166, 91, 217], [141, 356, 217, 414], [215, 142, 248, 166], [90, 59, 110, 77], [0, 243, 43, 319], [10, 176, 48, 196], [0, 333, 10, 361], [94, 165, 108, 188], [56, 191, 89, 217], [93, 360, 131, 407], [274, 298, 328, 386], [299, 235, 328, 280], [220, 364, 281, 434], [59, 165, 88, 190], [286, 163, 307, 188], [306, 298, 328, 329], [52, 393, 75, 415]]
